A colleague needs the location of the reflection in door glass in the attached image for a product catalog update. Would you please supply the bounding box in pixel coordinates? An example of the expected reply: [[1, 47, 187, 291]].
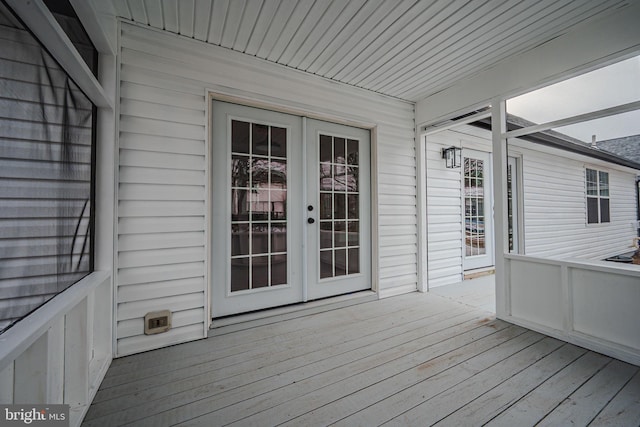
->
[[230, 120, 288, 292], [319, 134, 360, 279], [464, 158, 486, 257]]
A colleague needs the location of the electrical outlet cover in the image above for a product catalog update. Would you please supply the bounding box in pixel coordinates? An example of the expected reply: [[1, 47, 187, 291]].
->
[[144, 310, 172, 335]]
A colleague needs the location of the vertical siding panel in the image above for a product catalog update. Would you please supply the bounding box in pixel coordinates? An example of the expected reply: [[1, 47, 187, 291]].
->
[[116, 23, 416, 355]]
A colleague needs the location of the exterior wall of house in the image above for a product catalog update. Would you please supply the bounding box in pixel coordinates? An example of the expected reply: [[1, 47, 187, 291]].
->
[[425, 124, 639, 288], [425, 126, 492, 287], [510, 139, 639, 259], [115, 22, 416, 356]]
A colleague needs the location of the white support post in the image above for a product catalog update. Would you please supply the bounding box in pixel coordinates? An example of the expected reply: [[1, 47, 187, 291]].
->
[[492, 100, 509, 318]]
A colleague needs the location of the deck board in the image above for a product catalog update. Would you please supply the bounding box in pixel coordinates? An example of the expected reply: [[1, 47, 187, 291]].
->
[[536, 359, 639, 426], [590, 369, 640, 426], [432, 343, 588, 426], [83, 290, 639, 427]]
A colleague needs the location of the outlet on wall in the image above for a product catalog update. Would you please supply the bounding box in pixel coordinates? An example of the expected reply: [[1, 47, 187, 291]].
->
[[144, 310, 172, 335]]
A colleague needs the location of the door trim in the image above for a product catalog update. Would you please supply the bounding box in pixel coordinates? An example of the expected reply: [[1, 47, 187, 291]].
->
[[207, 91, 379, 320]]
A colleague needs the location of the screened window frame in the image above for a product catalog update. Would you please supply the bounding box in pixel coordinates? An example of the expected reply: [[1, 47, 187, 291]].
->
[[0, 0, 97, 334], [585, 167, 610, 225]]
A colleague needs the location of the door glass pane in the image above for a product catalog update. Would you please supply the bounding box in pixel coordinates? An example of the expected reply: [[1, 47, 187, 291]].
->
[[334, 137, 346, 164], [347, 139, 358, 165], [271, 254, 287, 285], [252, 123, 269, 155], [252, 223, 269, 254], [231, 259, 249, 291], [334, 193, 346, 219], [320, 222, 332, 249], [231, 224, 249, 256], [464, 157, 487, 257], [348, 248, 360, 274], [318, 134, 360, 279], [252, 256, 269, 288], [320, 135, 332, 162], [271, 127, 287, 157], [333, 164, 346, 191], [231, 189, 249, 221], [232, 120, 250, 153], [320, 163, 333, 191], [230, 119, 288, 292], [320, 250, 333, 279], [335, 249, 347, 276]]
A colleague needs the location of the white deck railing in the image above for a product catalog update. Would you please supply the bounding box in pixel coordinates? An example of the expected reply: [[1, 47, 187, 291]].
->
[[0, 271, 112, 427], [503, 254, 640, 365]]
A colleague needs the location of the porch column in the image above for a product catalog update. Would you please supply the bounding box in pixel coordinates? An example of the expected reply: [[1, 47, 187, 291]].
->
[[491, 100, 508, 318]]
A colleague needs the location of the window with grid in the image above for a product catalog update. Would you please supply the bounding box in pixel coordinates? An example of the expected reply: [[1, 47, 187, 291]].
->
[[586, 168, 610, 224]]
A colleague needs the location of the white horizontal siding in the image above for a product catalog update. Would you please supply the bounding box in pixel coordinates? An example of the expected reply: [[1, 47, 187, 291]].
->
[[425, 123, 639, 288], [116, 22, 416, 356], [425, 129, 466, 287], [511, 140, 639, 259]]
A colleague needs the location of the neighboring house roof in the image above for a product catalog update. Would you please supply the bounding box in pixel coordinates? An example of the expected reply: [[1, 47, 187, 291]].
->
[[473, 115, 640, 172], [596, 135, 640, 164]]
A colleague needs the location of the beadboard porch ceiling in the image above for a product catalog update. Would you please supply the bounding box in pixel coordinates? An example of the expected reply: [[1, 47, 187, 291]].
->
[[100, 0, 630, 102]]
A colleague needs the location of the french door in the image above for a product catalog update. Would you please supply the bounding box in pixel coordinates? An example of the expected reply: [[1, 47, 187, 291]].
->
[[462, 149, 494, 270], [211, 101, 370, 317], [306, 119, 371, 300]]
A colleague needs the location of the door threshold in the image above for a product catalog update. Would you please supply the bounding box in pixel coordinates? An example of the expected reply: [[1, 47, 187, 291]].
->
[[464, 266, 495, 280], [208, 290, 378, 336]]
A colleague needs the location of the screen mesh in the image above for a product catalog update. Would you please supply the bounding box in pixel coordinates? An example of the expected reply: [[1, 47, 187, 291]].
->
[[0, 2, 95, 333]]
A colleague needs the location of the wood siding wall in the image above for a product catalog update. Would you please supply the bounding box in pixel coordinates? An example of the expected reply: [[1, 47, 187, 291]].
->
[[425, 125, 638, 288], [116, 22, 416, 356]]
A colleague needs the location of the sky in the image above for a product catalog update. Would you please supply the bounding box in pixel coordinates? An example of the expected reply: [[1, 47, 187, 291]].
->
[[506, 55, 640, 142]]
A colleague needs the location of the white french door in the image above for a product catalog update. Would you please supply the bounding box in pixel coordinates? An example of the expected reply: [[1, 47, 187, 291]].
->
[[305, 119, 371, 300], [211, 101, 371, 317], [462, 149, 494, 270]]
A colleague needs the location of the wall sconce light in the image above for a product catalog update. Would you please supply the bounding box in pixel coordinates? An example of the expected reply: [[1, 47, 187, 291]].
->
[[442, 146, 461, 168]]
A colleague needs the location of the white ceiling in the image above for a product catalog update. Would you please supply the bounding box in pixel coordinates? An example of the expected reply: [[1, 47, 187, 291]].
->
[[105, 0, 630, 102]]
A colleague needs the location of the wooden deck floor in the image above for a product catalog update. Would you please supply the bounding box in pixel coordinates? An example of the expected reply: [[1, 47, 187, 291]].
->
[[83, 292, 640, 426]]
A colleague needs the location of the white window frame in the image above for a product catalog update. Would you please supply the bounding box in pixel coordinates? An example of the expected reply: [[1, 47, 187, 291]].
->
[[585, 167, 610, 225]]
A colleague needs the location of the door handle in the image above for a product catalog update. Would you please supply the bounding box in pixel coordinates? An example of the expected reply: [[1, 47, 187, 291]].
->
[[307, 218, 315, 224]]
